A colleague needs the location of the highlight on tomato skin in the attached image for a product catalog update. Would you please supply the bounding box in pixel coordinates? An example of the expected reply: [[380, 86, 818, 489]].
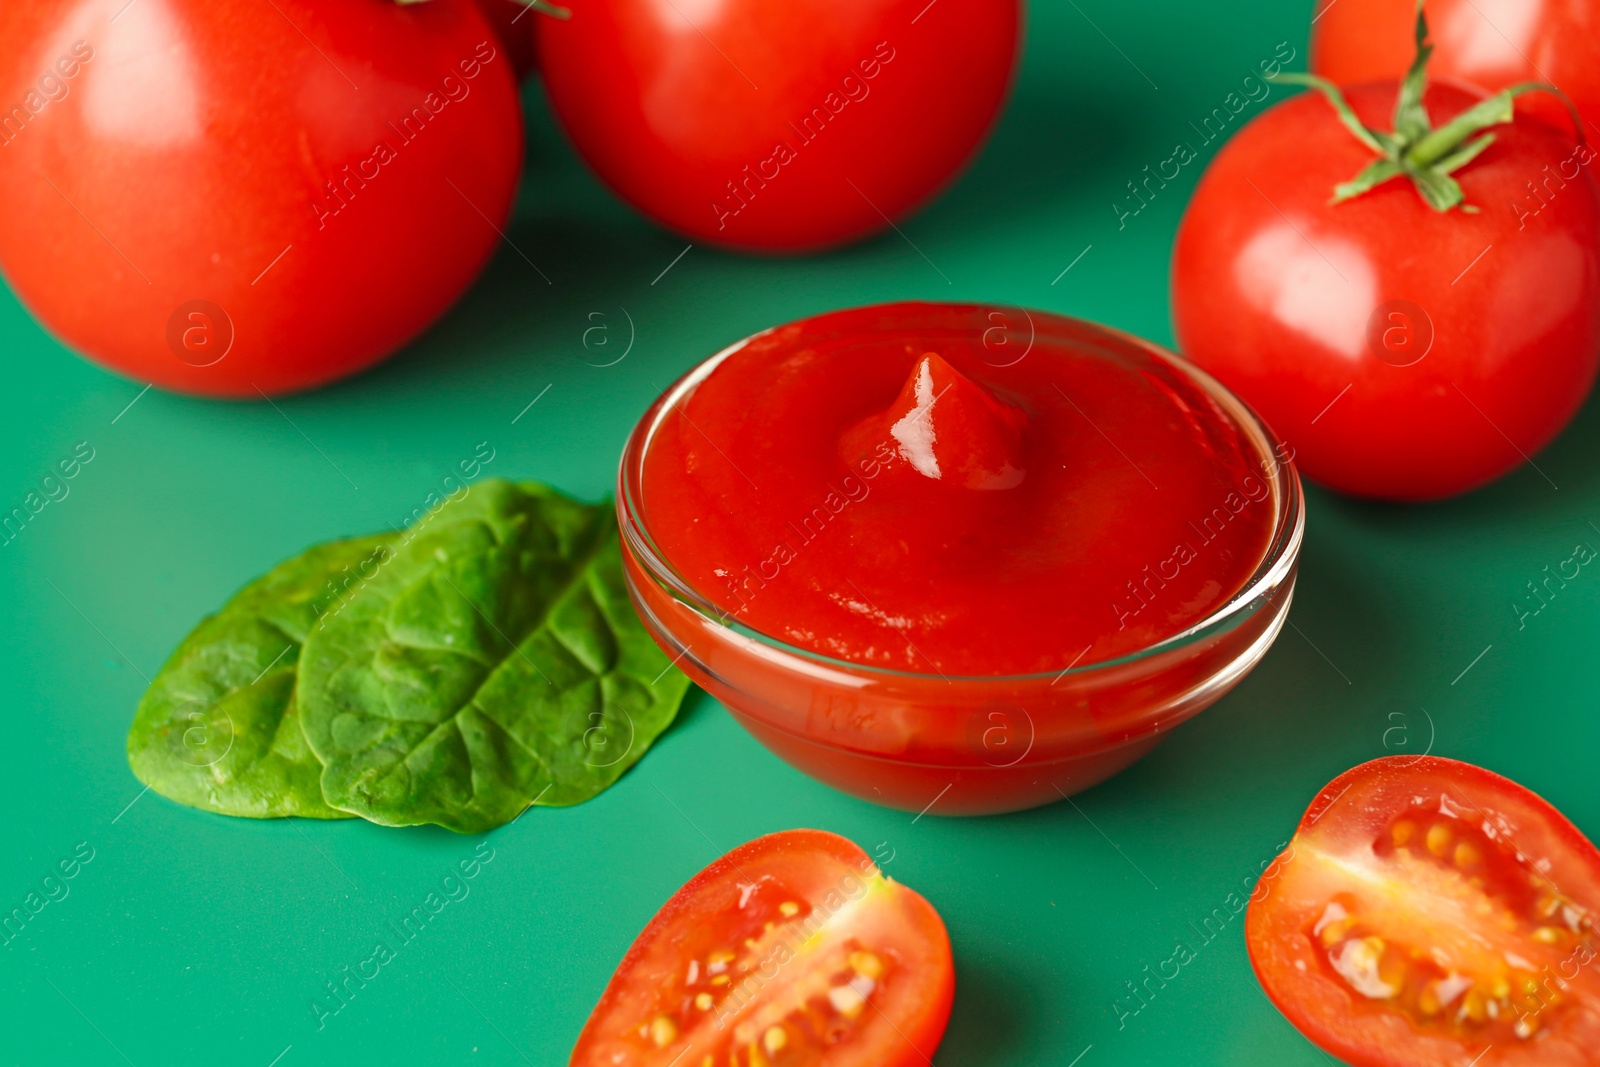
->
[[570, 829, 954, 1067], [1246, 756, 1600, 1067]]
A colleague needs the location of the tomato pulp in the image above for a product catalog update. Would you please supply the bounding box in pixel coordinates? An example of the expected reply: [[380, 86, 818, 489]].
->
[[620, 303, 1303, 813], [1249, 757, 1600, 1066], [0, 0, 523, 396], [570, 830, 954, 1067], [536, 0, 1019, 251]]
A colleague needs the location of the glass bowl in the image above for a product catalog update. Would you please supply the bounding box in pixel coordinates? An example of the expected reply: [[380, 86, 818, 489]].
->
[[617, 302, 1304, 815]]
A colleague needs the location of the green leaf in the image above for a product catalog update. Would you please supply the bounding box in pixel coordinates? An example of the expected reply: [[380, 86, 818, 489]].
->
[[299, 480, 691, 833], [127, 536, 393, 819]]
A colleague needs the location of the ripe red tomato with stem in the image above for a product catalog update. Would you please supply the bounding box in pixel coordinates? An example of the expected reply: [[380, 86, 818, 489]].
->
[[1172, 9, 1600, 499], [0, 0, 524, 397], [535, 0, 1020, 252], [1311, 0, 1600, 132], [1248, 756, 1600, 1066], [570, 829, 954, 1067]]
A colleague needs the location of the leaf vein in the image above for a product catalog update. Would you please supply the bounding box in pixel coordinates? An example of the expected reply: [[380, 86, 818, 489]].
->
[[357, 519, 609, 805]]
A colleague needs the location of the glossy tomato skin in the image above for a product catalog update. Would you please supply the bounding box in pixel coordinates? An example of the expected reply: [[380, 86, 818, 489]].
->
[[1172, 82, 1600, 500], [0, 0, 523, 397], [536, 0, 1019, 252], [571, 829, 954, 1067], [1248, 757, 1600, 1067], [1311, 0, 1600, 130]]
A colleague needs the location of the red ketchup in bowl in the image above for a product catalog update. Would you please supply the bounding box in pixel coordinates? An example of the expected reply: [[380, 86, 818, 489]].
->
[[620, 302, 1302, 814]]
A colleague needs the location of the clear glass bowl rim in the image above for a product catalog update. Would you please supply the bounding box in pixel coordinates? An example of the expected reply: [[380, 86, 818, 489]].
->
[[616, 300, 1306, 685]]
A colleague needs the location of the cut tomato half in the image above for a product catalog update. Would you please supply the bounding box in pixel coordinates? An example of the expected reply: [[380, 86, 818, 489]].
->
[[1248, 756, 1600, 1066], [570, 829, 953, 1067]]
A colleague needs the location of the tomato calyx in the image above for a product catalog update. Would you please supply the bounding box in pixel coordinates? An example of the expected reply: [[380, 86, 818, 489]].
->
[[510, 0, 571, 20], [1270, 0, 1562, 213]]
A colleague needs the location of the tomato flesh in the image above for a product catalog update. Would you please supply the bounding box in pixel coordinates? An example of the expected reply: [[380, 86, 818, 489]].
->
[[1248, 757, 1600, 1066], [571, 829, 953, 1067]]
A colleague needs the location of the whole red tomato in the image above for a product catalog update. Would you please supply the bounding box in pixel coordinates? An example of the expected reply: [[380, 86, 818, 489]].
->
[[0, 0, 523, 397], [1312, 0, 1600, 131], [1172, 76, 1600, 499], [1249, 756, 1600, 1066], [536, 0, 1019, 252]]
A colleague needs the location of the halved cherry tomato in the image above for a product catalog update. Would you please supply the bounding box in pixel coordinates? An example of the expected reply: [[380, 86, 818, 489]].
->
[[570, 829, 954, 1067], [1248, 756, 1600, 1066]]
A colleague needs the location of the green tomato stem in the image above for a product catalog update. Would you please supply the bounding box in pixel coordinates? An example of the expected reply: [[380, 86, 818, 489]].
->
[[1268, 2, 1564, 213]]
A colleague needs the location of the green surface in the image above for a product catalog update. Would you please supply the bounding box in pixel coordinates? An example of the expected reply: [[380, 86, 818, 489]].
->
[[4, 1, 1598, 1064]]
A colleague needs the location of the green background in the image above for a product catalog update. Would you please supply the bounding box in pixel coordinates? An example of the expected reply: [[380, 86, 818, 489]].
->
[[5, 1, 1598, 1064]]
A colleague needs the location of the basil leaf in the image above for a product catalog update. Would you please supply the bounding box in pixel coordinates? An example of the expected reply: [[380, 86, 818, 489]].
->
[[127, 535, 392, 819], [299, 480, 691, 833]]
